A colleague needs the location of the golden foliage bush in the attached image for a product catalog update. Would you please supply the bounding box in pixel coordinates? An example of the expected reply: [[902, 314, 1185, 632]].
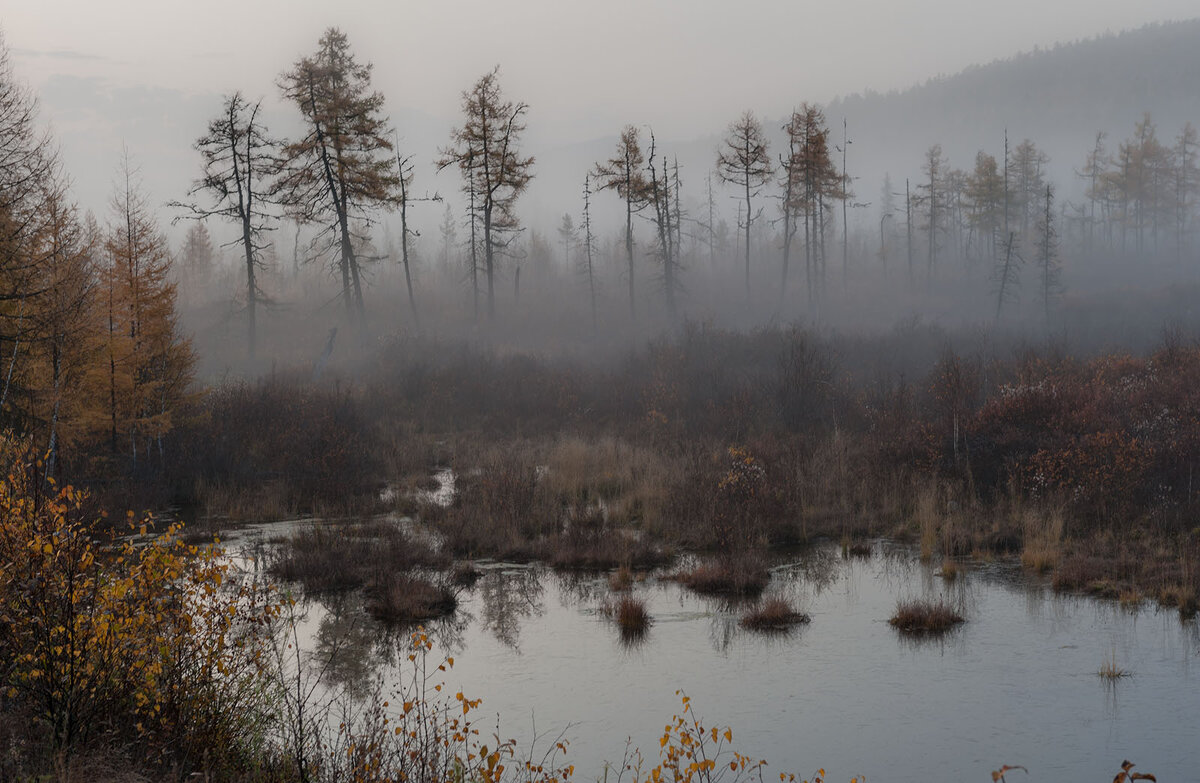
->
[[0, 451, 281, 777]]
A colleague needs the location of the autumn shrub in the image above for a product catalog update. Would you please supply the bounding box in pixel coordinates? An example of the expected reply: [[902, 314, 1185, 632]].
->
[[0, 454, 282, 779], [548, 506, 671, 571], [173, 376, 384, 517], [614, 690, 840, 783], [312, 630, 578, 783], [268, 519, 447, 594], [435, 450, 557, 559]]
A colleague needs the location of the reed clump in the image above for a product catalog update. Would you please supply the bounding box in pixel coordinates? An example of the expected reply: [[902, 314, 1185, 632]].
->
[[739, 598, 811, 631], [365, 574, 458, 623], [889, 598, 964, 634], [1098, 648, 1130, 680], [674, 554, 769, 598]]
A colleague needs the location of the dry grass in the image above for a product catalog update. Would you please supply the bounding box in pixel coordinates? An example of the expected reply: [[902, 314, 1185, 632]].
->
[[842, 539, 873, 559], [602, 595, 651, 642], [195, 478, 297, 523], [1020, 507, 1064, 573], [609, 565, 633, 592], [938, 559, 965, 581], [674, 555, 770, 598], [739, 598, 811, 631], [1051, 554, 1112, 593], [543, 436, 670, 528], [889, 598, 965, 634], [1157, 584, 1198, 619], [1118, 588, 1143, 609], [365, 574, 457, 624], [914, 485, 940, 562], [547, 525, 671, 571], [1098, 648, 1130, 680], [268, 520, 447, 594]]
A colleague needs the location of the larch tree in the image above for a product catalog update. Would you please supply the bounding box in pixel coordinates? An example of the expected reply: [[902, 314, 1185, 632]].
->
[[778, 111, 804, 297], [176, 91, 277, 358], [1010, 139, 1049, 237], [784, 105, 838, 301], [437, 67, 534, 322], [593, 126, 648, 318], [1172, 123, 1199, 258], [177, 221, 215, 302], [276, 27, 400, 324], [0, 37, 57, 423], [716, 110, 772, 299], [23, 179, 101, 479], [966, 151, 1004, 264], [103, 155, 195, 465], [557, 213, 576, 268], [438, 201, 457, 274]]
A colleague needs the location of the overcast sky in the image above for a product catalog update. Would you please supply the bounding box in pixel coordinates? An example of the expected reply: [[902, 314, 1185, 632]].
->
[[6, 0, 1200, 141]]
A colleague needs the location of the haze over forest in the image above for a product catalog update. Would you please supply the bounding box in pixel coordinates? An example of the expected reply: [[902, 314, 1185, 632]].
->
[[6, 8, 1200, 782], [3, 10, 1200, 381]]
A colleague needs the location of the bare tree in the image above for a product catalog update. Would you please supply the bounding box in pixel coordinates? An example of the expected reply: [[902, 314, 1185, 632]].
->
[[645, 132, 682, 317], [174, 92, 276, 358], [580, 174, 598, 330], [1036, 184, 1061, 326], [437, 67, 534, 322], [393, 143, 441, 331], [276, 28, 400, 324], [993, 231, 1021, 320], [717, 110, 772, 299], [917, 144, 948, 281]]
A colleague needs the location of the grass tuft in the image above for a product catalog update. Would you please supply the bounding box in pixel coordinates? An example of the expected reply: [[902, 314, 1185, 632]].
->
[[889, 598, 964, 634], [365, 574, 457, 624], [739, 598, 811, 631], [602, 595, 651, 642], [673, 556, 769, 598], [1098, 648, 1130, 680]]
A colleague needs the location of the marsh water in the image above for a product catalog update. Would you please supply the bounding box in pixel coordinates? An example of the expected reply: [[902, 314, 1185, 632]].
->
[[229, 529, 1199, 783]]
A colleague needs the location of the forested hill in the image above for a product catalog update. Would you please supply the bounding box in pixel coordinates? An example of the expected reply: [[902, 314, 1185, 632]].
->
[[826, 19, 1200, 194]]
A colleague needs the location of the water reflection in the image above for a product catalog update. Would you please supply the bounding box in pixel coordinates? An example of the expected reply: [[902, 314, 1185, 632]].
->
[[266, 539, 1200, 783], [310, 592, 387, 698], [478, 565, 545, 651]]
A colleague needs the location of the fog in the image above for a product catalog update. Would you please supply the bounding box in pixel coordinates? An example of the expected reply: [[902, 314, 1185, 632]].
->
[[7, 9, 1200, 379]]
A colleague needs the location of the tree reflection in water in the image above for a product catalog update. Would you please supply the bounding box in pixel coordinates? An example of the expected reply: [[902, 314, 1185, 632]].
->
[[479, 565, 545, 650]]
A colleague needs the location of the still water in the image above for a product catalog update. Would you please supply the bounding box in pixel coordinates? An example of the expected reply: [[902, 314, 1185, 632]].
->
[[243, 537, 1200, 782]]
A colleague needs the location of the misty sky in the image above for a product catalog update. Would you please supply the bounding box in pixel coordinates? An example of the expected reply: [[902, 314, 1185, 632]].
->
[[3, 0, 1199, 236], [7, 0, 1199, 140]]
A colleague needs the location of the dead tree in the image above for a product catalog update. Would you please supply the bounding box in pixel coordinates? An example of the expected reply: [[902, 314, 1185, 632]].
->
[[174, 91, 276, 358], [394, 142, 442, 331]]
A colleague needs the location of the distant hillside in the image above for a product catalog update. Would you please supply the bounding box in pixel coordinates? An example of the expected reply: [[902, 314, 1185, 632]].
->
[[523, 20, 1200, 239], [827, 19, 1200, 197]]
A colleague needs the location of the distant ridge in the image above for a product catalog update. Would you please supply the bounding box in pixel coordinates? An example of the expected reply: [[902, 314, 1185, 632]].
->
[[825, 19, 1200, 188]]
